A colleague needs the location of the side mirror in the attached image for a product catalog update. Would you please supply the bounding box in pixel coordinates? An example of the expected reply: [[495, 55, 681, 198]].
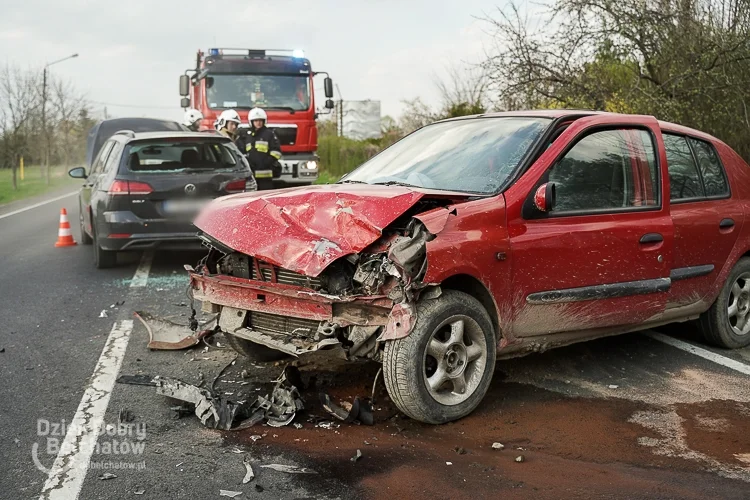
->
[[69, 167, 87, 179], [324, 77, 334, 98], [325, 99, 335, 110], [180, 97, 191, 108], [534, 182, 556, 212], [179, 74, 190, 97]]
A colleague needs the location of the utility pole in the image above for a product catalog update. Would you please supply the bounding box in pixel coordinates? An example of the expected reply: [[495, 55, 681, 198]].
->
[[42, 53, 79, 184], [336, 84, 344, 137]]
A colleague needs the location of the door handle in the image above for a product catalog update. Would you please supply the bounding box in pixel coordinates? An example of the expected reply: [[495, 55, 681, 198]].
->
[[719, 218, 735, 229], [639, 233, 663, 244]]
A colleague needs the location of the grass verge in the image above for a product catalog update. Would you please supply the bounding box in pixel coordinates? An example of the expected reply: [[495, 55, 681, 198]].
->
[[0, 166, 80, 206]]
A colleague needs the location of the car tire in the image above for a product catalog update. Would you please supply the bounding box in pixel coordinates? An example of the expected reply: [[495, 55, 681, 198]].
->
[[382, 290, 496, 424], [698, 257, 750, 349], [79, 208, 93, 245], [223, 332, 290, 362], [92, 226, 117, 269]]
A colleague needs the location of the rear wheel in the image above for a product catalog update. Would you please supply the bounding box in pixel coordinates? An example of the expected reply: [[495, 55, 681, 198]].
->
[[383, 290, 496, 424], [223, 332, 289, 362], [79, 208, 93, 245], [92, 226, 117, 269], [698, 257, 750, 349]]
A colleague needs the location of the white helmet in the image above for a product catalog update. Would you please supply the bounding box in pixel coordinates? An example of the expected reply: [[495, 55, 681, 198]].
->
[[216, 109, 241, 129], [183, 108, 203, 127], [248, 107, 268, 123]]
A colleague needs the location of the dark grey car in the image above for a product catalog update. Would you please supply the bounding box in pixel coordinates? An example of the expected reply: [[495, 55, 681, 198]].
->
[[69, 130, 257, 268]]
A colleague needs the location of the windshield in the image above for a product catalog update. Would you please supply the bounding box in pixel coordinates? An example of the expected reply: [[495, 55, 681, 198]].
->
[[206, 74, 310, 111], [124, 139, 241, 173], [342, 117, 551, 193]]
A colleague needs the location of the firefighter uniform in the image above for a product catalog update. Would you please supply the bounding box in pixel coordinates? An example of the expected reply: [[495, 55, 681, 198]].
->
[[240, 126, 282, 189]]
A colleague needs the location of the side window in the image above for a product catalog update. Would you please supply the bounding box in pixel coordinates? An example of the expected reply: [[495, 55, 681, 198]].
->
[[91, 141, 115, 176], [663, 134, 703, 201], [688, 138, 729, 197], [548, 129, 659, 213], [103, 142, 123, 173]]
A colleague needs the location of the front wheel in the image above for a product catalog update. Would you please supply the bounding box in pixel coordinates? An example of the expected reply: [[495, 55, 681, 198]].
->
[[383, 290, 496, 424], [698, 257, 750, 349]]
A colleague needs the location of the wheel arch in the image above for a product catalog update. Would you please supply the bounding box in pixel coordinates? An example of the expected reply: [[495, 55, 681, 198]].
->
[[439, 274, 500, 339]]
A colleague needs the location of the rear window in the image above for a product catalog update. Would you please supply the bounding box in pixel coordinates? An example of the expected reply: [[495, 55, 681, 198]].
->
[[123, 139, 240, 173], [687, 137, 729, 197]]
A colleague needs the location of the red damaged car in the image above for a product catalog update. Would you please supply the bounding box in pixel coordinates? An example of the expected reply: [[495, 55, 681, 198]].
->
[[188, 111, 750, 424]]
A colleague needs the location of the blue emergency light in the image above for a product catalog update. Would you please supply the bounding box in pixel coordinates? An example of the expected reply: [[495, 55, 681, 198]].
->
[[209, 48, 220, 56]]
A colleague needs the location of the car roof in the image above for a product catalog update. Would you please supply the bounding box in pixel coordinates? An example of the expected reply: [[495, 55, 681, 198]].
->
[[434, 109, 723, 143], [125, 131, 229, 141]]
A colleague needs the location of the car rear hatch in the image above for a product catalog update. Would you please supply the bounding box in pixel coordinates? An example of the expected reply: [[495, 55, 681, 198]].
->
[[116, 137, 252, 223]]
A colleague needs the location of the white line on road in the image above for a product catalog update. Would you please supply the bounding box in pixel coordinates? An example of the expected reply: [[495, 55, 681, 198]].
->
[[38, 320, 134, 500], [0, 191, 77, 220], [129, 251, 154, 288], [646, 331, 750, 376]]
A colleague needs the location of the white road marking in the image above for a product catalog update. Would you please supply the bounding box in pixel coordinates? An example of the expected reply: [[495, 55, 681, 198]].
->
[[38, 320, 134, 500], [129, 251, 154, 288], [646, 331, 750, 376], [0, 191, 77, 220]]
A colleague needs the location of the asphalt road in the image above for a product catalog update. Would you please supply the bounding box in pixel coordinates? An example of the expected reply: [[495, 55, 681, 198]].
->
[[1, 190, 750, 500]]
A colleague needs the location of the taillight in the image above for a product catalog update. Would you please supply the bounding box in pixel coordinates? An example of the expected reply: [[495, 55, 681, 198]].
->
[[225, 180, 246, 193], [108, 180, 153, 195], [128, 181, 153, 195]]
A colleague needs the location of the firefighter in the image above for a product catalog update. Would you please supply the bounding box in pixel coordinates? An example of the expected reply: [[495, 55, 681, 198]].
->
[[183, 108, 203, 132], [241, 107, 281, 189], [214, 109, 241, 143]]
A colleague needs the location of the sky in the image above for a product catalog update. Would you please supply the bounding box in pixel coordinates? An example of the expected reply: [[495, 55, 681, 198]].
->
[[0, 0, 508, 122]]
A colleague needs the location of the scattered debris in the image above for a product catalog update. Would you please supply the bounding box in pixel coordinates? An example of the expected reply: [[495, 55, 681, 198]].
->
[[515, 455, 525, 463], [608, 384, 619, 389], [0, 348, 5, 353], [364, 440, 371, 446], [254, 485, 264, 493], [14, 438, 20, 447], [98, 473, 117, 480], [99, 310, 108, 318], [118, 408, 135, 425], [454, 446, 467, 455], [319, 392, 374, 426], [231, 447, 244, 454], [135, 311, 216, 350], [491, 442, 505, 450], [116, 374, 157, 386], [351, 449, 363, 462], [134, 489, 145, 495], [156, 365, 303, 430], [242, 455, 255, 484], [249, 435, 262, 442], [260, 464, 316, 474], [293, 423, 303, 429], [241, 370, 250, 379], [446, 462, 453, 466], [219, 490, 243, 498]]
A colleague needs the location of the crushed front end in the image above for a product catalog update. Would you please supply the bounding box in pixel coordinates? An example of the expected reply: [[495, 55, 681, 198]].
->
[[188, 216, 444, 362]]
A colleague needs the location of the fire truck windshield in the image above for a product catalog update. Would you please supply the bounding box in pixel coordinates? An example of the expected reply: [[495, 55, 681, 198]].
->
[[206, 74, 310, 111]]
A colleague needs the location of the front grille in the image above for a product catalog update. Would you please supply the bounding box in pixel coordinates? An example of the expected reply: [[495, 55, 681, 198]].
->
[[249, 311, 319, 336], [226, 252, 322, 289], [252, 265, 322, 289], [268, 126, 297, 146]]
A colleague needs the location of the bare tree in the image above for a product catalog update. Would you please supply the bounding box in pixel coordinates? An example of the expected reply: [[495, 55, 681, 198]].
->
[[433, 62, 491, 116], [51, 78, 88, 168], [0, 64, 40, 190]]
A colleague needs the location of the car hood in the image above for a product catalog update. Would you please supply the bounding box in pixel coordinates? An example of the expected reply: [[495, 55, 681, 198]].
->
[[195, 184, 467, 277]]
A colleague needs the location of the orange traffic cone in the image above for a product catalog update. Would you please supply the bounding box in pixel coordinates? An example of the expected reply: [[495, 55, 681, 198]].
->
[[54, 208, 77, 247]]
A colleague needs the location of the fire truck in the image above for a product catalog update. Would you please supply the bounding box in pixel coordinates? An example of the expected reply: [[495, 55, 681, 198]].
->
[[179, 48, 334, 187]]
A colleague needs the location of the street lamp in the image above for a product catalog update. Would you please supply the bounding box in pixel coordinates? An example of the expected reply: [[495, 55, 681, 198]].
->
[[42, 53, 78, 184]]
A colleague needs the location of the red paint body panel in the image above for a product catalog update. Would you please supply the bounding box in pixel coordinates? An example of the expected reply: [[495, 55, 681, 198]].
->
[[195, 184, 471, 277], [505, 115, 674, 335]]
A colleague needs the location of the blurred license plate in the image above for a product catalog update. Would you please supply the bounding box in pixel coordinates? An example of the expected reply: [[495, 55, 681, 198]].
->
[[163, 199, 209, 214]]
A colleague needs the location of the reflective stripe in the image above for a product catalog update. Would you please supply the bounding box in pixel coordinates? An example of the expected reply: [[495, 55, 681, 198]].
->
[[270, 151, 282, 159], [255, 141, 269, 153], [255, 171, 273, 178], [245, 144, 253, 152]]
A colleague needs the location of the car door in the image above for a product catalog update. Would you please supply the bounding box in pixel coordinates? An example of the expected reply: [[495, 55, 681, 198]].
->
[[664, 133, 742, 308], [504, 115, 673, 337], [82, 140, 115, 234]]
